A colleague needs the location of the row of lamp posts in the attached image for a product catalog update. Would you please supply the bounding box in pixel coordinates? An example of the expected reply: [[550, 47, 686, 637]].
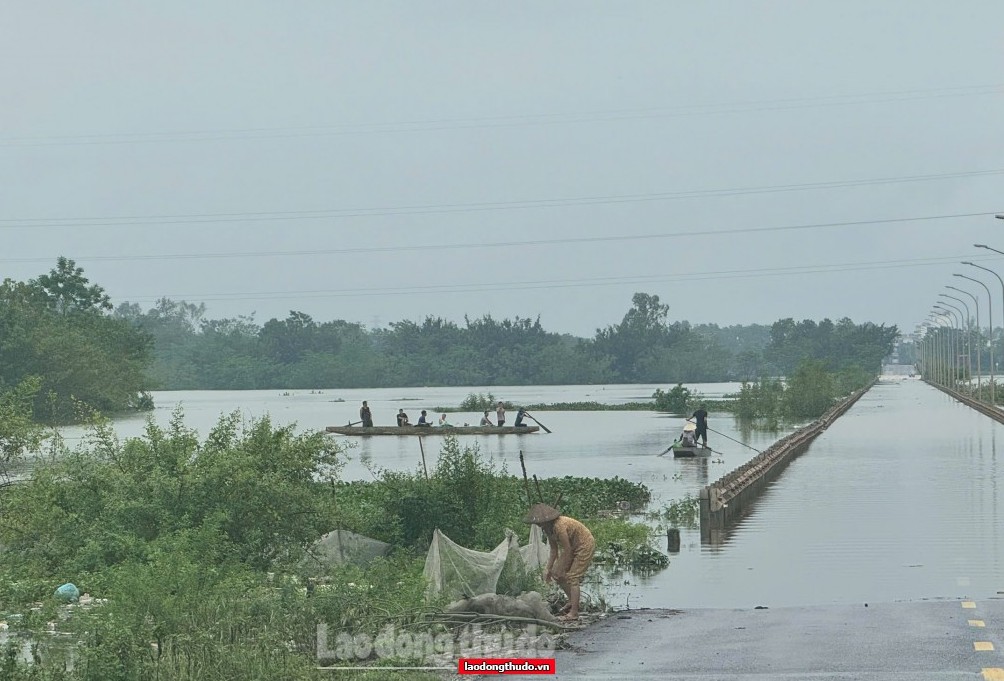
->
[[918, 214, 1004, 403]]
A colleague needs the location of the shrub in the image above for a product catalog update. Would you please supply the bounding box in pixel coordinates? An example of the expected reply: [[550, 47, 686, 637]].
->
[[653, 384, 690, 413]]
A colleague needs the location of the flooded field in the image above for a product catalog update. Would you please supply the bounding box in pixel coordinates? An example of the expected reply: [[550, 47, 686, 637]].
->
[[15, 379, 1004, 612]]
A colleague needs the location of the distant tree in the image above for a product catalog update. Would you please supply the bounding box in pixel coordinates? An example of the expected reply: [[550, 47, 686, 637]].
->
[[30, 256, 112, 314]]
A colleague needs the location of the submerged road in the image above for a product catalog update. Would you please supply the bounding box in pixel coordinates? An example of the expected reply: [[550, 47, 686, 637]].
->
[[558, 378, 1004, 678]]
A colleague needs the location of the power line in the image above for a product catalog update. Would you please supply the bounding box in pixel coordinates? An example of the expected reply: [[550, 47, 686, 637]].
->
[[2, 82, 1002, 147], [2, 211, 998, 265], [114, 251, 1003, 305], [1, 169, 1002, 229]]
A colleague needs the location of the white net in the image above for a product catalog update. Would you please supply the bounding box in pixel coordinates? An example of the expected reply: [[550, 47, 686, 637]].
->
[[300, 529, 391, 571], [423, 525, 548, 600]]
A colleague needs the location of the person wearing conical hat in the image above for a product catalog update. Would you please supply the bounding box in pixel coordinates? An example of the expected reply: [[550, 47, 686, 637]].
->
[[523, 503, 595, 621]]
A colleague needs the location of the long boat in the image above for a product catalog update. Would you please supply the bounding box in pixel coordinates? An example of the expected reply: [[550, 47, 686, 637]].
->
[[325, 425, 541, 436]]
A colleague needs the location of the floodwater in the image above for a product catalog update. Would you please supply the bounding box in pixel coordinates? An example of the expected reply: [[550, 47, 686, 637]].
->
[[21, 378, 1004, 611], [613, 377, 1004, 609]]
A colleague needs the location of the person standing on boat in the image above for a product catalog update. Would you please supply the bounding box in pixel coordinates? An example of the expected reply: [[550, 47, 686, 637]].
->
[[496, 401, 506, 427], [360, 401, 373, 427], [524, 503, 595, 621], [480, 410, 494, 426], [396, 409, 410, 427], [691, 404, 709, 447]]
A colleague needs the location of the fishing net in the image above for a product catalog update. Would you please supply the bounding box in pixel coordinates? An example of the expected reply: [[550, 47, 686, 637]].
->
[[300, 530, 392, 572], [423, 525, 548, 601]]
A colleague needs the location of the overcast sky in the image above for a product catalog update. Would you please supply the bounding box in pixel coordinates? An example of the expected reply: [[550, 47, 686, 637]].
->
[[2, 1, 1003, 337]]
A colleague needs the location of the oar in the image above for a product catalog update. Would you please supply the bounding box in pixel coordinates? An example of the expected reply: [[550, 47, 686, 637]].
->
[[346, 420, 363, 427], [527, 413, 552, 433], [705, 425, 762, 455]]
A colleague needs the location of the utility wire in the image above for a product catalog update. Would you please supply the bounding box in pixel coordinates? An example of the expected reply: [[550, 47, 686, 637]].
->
[[2, 82, 1002, 147], [0, 168, 1001, 229], [113, 251, 1004, 304], [1, 211, 998, 265]]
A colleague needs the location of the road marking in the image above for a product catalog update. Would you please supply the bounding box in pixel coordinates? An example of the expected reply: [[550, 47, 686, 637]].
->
[[971, 620, 988, 627], [964, 601, 978, 609], [982, 668, 1004, 681], [975, 642, 995, 651]]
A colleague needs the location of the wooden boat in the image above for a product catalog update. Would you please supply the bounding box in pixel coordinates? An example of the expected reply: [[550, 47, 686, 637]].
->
[[325, 425, 540, 436], [672, 443, 711, 458]]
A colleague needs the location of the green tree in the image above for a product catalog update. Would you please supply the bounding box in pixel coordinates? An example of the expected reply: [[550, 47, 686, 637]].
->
[[783, 359, 836, 418], [30, 255, 112, 314]]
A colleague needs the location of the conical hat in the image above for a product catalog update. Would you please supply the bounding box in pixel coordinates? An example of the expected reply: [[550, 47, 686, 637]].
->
[[523, 503, 560, 524], [683, 422, 697, 431]]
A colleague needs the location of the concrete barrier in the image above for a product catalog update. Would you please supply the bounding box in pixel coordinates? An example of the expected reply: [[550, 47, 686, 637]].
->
[[925, 381, 1004, 425], [700, 383, 874, 541]]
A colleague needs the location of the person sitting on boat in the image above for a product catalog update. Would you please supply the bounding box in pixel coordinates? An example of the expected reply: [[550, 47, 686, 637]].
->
[[514, 408, 531, 427], [438, 413, 453, 427], [396, 409, 410, 427], [480, 410, 494, 426], [416, 410, 431, 427], [680, 423, 697, 447]]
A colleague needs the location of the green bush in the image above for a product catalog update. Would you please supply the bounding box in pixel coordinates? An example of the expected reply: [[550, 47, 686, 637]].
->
[[653, 383, 690, 413], [586, 519, 668, 570], [783, 359, 836, 418], [458, 392, 508, 412], [334, 437, 651, 551]]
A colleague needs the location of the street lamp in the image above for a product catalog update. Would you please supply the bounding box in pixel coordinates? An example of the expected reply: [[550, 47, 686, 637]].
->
[[955, 272, 995, 399], [963, 261, 1004, 400], [930, 312, 953, 386], [934, 306, 961, 386], [939, 293, 972, 386], [919, 321, 937, 383], [937, 300, 968, 384], [947, 284, 983, 395]]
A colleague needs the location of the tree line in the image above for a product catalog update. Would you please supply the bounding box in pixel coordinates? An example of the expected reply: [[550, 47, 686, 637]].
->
[[115, 290, 898, 390], [0, 261, 900, 423]]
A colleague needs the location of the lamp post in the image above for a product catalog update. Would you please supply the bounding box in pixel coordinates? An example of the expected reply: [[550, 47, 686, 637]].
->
[[948, 284, 983, 396], [920, 322, 935, 383], [929, 314, 951, 385], [955, 273, 995, 400], [924, 317, 938, 384], [939, 294, 972, 385], [936, 303, 964, 386], [963, 262, 1004, 401], [934, 307, 960, 387]]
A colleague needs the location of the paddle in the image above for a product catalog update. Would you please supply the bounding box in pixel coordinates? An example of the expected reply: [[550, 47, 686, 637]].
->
[[346, 420, 363, 427], [526, 413, 552, 433], [656, 440, 677, 457]]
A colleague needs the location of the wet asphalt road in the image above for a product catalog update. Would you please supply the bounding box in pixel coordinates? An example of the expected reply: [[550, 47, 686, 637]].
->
[[555, 600, 1004, 680]]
